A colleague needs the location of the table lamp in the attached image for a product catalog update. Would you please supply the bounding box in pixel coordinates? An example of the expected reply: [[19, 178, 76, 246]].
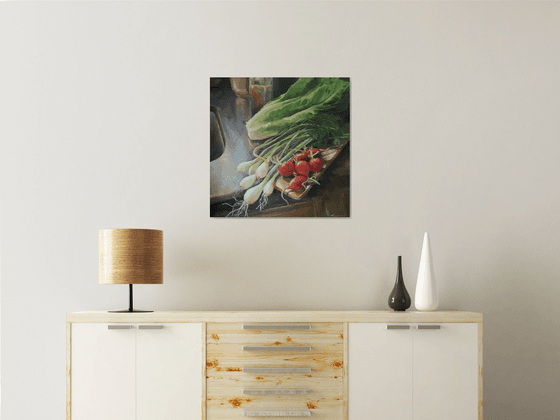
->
[[99, 228, 163, 313]]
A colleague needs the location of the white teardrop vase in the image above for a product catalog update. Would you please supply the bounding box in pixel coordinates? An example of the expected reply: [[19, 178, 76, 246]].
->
[[415, 232, 439, 311]]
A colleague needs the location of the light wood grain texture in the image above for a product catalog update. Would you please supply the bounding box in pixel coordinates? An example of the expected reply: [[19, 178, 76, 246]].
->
[[206, 322, 345, 419], [243, 389, 311, 395], [207, 348, 344, 387], [99, 229, 163, 285], [209, 322, 343, 336], [342, 322, 348, 420], [207, 322, 344, 388], [202, 322, 207, 420], [478, 322, 483, 420], [209, 343, 342, 359], [209, 387, 343, 399], [207, 370, 343, 388], [243, 325, 311, 330], [66, 322, 71, 420], [209, 333, 343, 346], [244, 368, 312, 373], [67, 311, 483, 323], [244, 410, 310, 417], [207, 387, 344, 419], [243, 346, 312, 352]]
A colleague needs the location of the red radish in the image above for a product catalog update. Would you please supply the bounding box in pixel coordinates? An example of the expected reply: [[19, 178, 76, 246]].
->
[[309, 157, 322, 173], [288, 175, 307, 190], [295, 150, 310, 161], [295, 160, 311, 176], [307, 148, 321, 157], [278, 161, 295, 177]]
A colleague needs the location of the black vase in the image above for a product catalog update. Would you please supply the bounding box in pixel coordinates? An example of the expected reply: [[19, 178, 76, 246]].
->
[[388, 256, 411, 311]]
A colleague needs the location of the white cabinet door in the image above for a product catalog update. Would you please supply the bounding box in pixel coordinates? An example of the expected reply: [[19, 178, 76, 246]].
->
[[71, 323, 136, 420], [136, 323, 203, 420], [349, 323, 413, 420], [413, 323, 478, 420]]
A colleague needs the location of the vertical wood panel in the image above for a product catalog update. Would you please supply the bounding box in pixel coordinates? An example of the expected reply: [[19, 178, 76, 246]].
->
[[343, 322, 348, 420], [478, 322, 483, 420], [206, 387, 343, 419], [66, 322, 71, 420], [202, 323, 207, 420]]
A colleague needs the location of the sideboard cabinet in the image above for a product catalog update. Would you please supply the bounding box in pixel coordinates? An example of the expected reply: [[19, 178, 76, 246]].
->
[[349, 323, 479, 420], [70, 322, 202, 420], [67, 311, 482, 420]]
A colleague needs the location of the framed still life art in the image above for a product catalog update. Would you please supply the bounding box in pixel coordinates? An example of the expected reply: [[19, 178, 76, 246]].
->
[[210, 77, 350, 217]]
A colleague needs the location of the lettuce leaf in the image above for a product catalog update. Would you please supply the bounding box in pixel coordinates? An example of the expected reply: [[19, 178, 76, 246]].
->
[[246, 78, 350, 140]]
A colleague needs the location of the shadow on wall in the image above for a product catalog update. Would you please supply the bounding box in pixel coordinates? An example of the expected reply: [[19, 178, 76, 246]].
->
[[480, 244, 560, 419]]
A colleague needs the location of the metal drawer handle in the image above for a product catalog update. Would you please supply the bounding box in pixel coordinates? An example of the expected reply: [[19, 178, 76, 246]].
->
[[243, 325, 311, 330], [244, 368, 311, 373], [417, 325, 441, 330], [243, 389, 311, 395], [386, 325, 410, 330], [107, 325, 133, 330], [243, 410, 311, 417], [138, 325, 164, 330], [243, 346, 311, 352]]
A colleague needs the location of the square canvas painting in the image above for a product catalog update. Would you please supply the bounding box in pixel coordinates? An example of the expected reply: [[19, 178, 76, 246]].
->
[[210, 77, 350, 217]]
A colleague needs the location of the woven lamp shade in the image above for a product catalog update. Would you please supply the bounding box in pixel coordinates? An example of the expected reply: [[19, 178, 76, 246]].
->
[[99, 229, 163, 285]]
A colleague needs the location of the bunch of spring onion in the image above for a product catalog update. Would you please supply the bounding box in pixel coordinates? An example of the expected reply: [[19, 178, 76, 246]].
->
[[228, 159, 280, 217], [252, 114, 347, 161], [230, 145, 300, 217]]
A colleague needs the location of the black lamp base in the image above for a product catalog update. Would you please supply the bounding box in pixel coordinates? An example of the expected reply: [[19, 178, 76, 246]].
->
[[108, 284, 153, 313], [108, 309, 154, 313]]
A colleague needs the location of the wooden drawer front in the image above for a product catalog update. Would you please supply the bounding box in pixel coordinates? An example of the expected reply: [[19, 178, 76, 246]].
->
[[207, 386, 344, 419], [208, 322, 343, 338], [207, 361, 344, 387], [207, 323, 344, 388]]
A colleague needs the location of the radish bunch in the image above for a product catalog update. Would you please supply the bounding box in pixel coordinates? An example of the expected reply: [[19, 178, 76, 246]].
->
[[278, 147, 324, 192]]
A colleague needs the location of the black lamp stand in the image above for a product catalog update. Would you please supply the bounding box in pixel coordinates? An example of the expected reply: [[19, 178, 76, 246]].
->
[[108, 284, 153, 313]]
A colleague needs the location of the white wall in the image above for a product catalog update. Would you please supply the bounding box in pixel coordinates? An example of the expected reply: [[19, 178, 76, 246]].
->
[[1, 2, 560, 419]]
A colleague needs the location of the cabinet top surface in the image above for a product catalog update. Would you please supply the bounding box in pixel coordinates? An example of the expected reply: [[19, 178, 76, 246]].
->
[[67, 310, 482, 323]]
